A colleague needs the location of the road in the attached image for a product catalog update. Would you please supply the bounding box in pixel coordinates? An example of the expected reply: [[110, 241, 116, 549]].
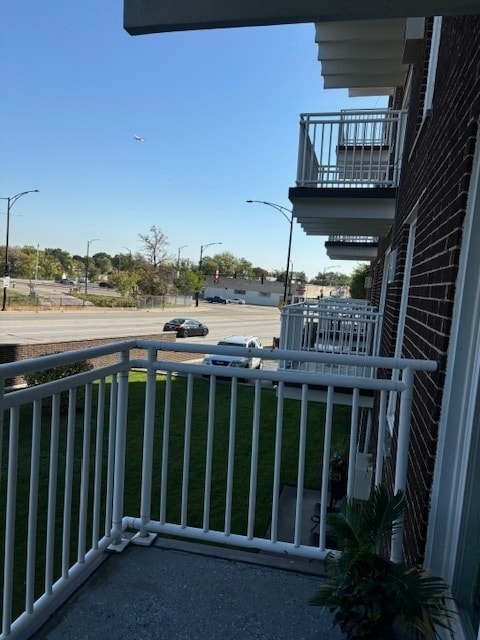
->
[[0, 304, 282, 347]]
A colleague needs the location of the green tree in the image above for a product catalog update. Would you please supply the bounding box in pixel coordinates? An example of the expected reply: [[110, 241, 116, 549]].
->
[[109, 271, 140, 297], [291, 270, 307, 283], [44, 248, 73, 274], [136, 262, 176, 296], [235, 257, 253, 278], [349, 263, 370, 299], [272, 269, 287, 283], [4, 246, 35, 278], [40, 254, 63, 280], [177, 268, 205, 298], [252, 266, 269, 278], [92, 252, 113, 275]]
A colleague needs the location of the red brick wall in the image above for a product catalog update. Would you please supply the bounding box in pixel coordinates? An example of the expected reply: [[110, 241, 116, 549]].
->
[[0, 333, 204, 387], [371, 15, 480, 563]]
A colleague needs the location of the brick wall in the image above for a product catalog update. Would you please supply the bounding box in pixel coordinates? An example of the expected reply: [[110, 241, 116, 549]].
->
[[0, 333, 205, 388], [371, 16, 480, 563]]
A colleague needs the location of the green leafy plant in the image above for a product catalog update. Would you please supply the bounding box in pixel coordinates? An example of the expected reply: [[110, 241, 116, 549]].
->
[[310, 486, 451, 640]]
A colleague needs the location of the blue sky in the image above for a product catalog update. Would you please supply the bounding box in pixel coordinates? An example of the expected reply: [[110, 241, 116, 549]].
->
[[1, 1, 385, 280]]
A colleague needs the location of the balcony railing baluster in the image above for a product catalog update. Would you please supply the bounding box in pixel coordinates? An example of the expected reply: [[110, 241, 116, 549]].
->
[[296, 109, 407, 188], [0, 338, 436, 639]]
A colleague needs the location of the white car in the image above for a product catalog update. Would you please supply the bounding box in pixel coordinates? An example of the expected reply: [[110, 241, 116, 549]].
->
[[203, 335, 263, 371], [227, 297, 246, 305]]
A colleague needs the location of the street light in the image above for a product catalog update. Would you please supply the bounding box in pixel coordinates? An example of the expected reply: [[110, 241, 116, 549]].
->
[[247, 200, 293, 303], [0, 189, 39, 311], [177, 244, 188, 266], [85, 238, 99, 295], [321, 264, 340, 296], [34, 244, 40, 294], [196, 242, 222, 307], [199, 241, 222, 268]]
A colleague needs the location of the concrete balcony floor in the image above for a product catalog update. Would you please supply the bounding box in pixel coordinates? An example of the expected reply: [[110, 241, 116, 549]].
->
[[31, 487, 342, 640], [32, 539, 342, 640]]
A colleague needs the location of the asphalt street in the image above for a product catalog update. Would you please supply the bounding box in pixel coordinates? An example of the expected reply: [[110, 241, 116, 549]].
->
[[0, 304, 281, 347]]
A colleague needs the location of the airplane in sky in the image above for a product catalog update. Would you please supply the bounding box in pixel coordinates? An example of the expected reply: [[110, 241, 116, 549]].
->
[[133, 134, 145, 142]]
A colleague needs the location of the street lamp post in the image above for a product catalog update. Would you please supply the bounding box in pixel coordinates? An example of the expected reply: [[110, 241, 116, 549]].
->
[[34, 244, 40, 294], [0, 189, 39, 311], [199, 241, 222, 268], [247, 200, 293, 303], [196, 241, 222, 306], [85, 238, 99, 295], [321, 264, 341, 297], [177, 244, 188, 267], [121, 246, 132, 272]]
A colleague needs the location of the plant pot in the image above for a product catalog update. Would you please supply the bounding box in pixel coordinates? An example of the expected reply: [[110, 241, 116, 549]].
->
[[329, 469, 347, 507]]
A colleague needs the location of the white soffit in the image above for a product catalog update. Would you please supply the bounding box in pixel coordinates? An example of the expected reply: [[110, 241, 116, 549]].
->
[[315, 19, 410, 96]]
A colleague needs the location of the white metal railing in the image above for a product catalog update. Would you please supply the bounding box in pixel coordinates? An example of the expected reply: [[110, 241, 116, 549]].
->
[[0, 340, 436, 638], [296, 109, 407, 188], [327, 235, 379, 244], [280, 300, 382, 375]]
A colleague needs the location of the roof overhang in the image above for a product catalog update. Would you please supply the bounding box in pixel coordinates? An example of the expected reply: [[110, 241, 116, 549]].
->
[[289, 187, 395, 237], [124, 1, 480, 35], [315, 18, 423, 96]]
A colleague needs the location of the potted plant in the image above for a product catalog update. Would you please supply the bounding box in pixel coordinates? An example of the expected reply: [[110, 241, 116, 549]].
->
[[309, 486, 451, 640]]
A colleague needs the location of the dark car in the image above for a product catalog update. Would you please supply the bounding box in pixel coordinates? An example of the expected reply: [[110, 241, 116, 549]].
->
[[162, 318, 209, 338], [206, 295, 227, 304], [59, 278, 75, 285]]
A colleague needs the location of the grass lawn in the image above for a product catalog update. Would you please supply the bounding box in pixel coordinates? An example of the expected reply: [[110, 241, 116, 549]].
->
[[1, 371, 351, 619]]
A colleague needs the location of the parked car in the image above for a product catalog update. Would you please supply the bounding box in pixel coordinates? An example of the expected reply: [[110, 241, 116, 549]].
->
[[203, 335, 263, 371], [205, 295, 227, 304], [98, 281, 114, 288], [227, 297, 246, 304], [59, 278, 75, 285], [162, 318, 209, 338]]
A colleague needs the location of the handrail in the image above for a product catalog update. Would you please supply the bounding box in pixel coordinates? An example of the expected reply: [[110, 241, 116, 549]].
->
[[0, 339, 436, 639], [296, 108, 408, 188]]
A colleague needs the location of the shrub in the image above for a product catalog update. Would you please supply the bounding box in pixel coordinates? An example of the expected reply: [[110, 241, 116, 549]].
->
[[25, 359, 93, 387], [25, 357, 93, 413]]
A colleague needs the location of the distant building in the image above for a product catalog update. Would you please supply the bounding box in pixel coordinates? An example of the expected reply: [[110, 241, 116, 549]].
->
[[203, 275, 328, 306]]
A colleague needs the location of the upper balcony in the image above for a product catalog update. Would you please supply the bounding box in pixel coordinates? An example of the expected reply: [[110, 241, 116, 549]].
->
[[289, 108, 407, 238], [0, 337, 435, 638], [325, 235, 379, 261]]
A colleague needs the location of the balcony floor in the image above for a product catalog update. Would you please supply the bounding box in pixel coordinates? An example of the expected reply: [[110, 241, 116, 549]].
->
[[30, 488, 339, 639], [32, 539, 342, 640]]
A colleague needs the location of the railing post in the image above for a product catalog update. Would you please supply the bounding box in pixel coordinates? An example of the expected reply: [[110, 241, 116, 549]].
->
[[2, 408, 19, 636], [296, 115, 307, 185], [109, 349, 130, 549], [391, 366, 414, 563], [134, 346, 158, 544]]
